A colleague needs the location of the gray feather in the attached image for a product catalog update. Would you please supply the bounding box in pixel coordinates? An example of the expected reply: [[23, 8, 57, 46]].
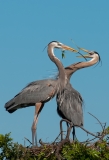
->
[[57, 83, 83, 126], [5, 79, 56, 113]]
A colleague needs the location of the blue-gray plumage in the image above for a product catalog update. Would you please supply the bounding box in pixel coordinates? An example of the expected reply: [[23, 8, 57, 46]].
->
[[5, 79, 56, 113], [4, 41, 77, 145], [57, 83, 83, 126], [56, 50, 100, 139]]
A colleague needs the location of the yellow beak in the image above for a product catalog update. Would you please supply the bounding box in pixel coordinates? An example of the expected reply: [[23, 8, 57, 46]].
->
[[78, 47, 90, 53], [77, 53, 91, 58], [62, 45, 78, 52]]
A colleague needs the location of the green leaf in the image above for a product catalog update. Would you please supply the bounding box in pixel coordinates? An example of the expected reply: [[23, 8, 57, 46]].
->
[[62, 50, 65, 59]]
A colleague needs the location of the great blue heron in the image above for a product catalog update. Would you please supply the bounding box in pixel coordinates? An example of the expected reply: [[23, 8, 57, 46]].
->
[[56, 49, 100, 140], [4, 41, 77, 145]]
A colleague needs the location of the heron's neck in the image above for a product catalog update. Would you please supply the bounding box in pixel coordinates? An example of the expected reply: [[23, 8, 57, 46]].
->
[[47, 46, 67, 87], [75, 56, 99, 68], [65, 56, 99, 80]]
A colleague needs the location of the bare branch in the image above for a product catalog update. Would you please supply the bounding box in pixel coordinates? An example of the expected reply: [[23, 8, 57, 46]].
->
[[88, 112, 104, 130], [24, 137, 32, 145]]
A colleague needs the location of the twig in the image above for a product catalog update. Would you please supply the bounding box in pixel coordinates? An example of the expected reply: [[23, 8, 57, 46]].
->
[[53, 132, 62, 144], [60, 119, 101, 138], [81, 137, 97, 144], [79, 126, 101, 138], [24, 137, 32, 145], [103, 122, 106, 130], [88, 112, 104, 130], [39, 139, 50, 146]]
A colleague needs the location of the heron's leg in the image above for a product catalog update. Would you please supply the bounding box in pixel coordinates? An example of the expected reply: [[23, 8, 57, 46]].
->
[[72, 126, 75, 141], [60, 119, 72, 141], [66, 122, 73, 140], [60, 119, 66, 140], [60, 120, 63, 140], [60, 121, 69, 140], [66, 122, 69, 130], [31, 102, 42, 146]]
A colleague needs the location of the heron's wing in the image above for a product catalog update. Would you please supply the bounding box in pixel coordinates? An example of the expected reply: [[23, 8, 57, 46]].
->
[[5, 79, 56, 113], [20, 79, 56, 102]]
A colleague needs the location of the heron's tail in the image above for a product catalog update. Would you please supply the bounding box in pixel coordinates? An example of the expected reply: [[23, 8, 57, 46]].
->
[[4, 97, 19, 113]]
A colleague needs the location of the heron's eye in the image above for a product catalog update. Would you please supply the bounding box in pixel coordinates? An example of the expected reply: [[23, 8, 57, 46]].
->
[[58, 44, 61, 46], [89, 52, 94, 55]]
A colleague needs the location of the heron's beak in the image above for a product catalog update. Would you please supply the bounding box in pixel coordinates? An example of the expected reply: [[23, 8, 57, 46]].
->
[[62, 45, 78, 52], [78, 47, 90, 53], [77, 47, 92, 58], [77, 53, 91, 58]]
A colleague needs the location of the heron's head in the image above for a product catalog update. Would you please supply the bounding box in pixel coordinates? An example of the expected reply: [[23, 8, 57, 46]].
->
[[77, 48, 101, 64], [78, 48, 100, 58], [48, 41, 78, 52], [84, 51, 99, 59]]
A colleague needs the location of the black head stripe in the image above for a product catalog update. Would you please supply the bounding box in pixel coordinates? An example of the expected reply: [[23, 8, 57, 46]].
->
[[48, 41, 59, 45], [93, 51, 99, 54], [93, 51, 102, 67], [94, 51, 101, 63]]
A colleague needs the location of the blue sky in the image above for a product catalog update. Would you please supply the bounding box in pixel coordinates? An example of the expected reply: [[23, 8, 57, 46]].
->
[[0, 1, 109, 145]]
